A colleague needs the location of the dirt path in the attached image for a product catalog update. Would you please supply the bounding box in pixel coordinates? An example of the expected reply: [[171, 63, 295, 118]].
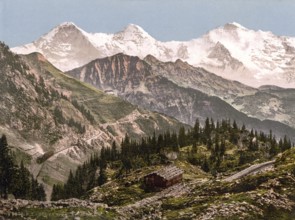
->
[[100, 109, 149, 137], [116, 180, 199, 218], [224, 160, 275, 182]]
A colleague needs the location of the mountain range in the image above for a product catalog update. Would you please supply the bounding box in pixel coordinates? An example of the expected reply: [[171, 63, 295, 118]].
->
[[66, 53, 295, 141], [5, 21, 295, 194], [10, 21, 295, 136], [2, 21, 295, 218], [12, 22, 295, 88], [0, 43, 185, 196]]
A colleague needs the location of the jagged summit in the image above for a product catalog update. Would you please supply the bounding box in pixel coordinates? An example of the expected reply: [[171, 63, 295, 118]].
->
[[58, 21, 78, 27], [43, 22, 82, 36], [12, 21, 295, 87], [48, 21, 80, 33], [224, 22, 247, 30], [122, 24, 147, 34], [42, 21, 84, 40], [114, 23, 153, 41]]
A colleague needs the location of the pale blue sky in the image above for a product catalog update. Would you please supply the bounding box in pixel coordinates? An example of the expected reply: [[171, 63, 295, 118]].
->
[[1, 0, 295, 47]]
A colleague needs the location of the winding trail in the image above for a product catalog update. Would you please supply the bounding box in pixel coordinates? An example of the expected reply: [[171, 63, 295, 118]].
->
[[224, 160, 275, 182]]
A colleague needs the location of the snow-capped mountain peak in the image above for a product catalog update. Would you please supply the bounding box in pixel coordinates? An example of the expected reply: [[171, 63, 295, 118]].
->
[[122, 24, 148, 35], [12, 21, 295, 87], [58, 21, 78, 28], [40, 21, 85, 43], [224, 22, 247, 30], [114, 23, 154, 41]]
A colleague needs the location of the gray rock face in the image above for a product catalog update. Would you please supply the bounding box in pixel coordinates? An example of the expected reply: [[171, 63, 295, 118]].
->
[[207, 41, 246, 72], [67, 54, 295, 141], [232, 87, 295, 129]]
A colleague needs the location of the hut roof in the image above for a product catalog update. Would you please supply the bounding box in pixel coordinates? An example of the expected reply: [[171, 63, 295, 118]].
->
[[149, 165, 183, 181]]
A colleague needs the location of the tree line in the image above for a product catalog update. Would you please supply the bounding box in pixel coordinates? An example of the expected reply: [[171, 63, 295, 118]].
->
[[51, 117, 293, 200]]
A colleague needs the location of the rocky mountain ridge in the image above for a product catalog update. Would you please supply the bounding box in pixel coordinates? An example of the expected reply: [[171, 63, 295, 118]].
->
[[0, 43, 185, 197], [67, 53, 295, 141], [143, 55, 295, 129], [12, 22, 295, 87]]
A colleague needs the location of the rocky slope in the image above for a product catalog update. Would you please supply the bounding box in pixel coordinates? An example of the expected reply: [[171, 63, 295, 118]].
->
[[12, 22, 295, 88], [143, 55, 257, 102], [67, 53, 295, 141], [0, 43, 185, 197], [144, 56, 295, 129], [232, 86, 295, 129]]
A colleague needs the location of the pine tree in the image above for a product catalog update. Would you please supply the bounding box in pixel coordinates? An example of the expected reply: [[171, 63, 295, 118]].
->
[[64, 170, 76, 198], [216, 120, 220, 133], [206, 136, 213, 150], [220, 138, 226, 156], [122, 157, 132, 174], [203, 117, 211, 143], [202, 158, 210, 172], [22, 161, 31, 198], [151, 131, 157, 153], [111, 141, 118, 161], [210, 118, 215, 130], [51, 184, 64, 201], [178, 126, 186, 147], [214, 134, 220, 156], [30, 176, 38, 200], [282, 135, 291, 151], [35, 182, 46, 201], [157, 134, 164, 150], [269, 135, 279, 157], [0, 135, 14, 199], [193, 118, 200, 143], [0, 135, 45, 201], [97, 166, 107, 186], [191, 142, 198, 154], [171, 132, 179, 151], [121, 134, 131, 156]]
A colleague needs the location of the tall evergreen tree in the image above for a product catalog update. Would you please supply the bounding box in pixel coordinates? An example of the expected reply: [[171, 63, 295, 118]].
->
[[111, 141, 118, 161], [64, 170, 77, 198], [97, 165, 107, 186], [193, 118, 200, 143], [178, 126, 186, 147], [0, 135, 14, 199], [171, 132, 179, 151], [203, 117, 211, 142], [51, 184, 64, 201], [11, 161, 31, 199]]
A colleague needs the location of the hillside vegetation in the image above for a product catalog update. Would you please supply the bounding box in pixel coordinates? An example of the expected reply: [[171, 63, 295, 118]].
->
[[88, 119, 294, 219], [0, 42, 186, 197], [10, 118, 291, 219]]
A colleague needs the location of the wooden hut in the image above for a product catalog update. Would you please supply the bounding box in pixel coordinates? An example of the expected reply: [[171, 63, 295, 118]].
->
[[144, 165, 183, 188]]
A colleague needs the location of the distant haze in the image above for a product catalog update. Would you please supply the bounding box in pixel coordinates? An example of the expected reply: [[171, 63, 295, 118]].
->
[[1, 0, 295, 47]]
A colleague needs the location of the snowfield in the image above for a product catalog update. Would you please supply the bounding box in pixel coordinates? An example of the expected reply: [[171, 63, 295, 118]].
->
[[12, 22, 295, 88]]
